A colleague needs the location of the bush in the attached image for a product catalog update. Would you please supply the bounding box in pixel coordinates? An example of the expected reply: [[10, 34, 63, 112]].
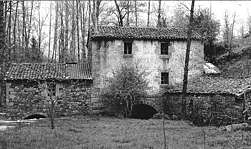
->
[[100, 65, 149, 117]]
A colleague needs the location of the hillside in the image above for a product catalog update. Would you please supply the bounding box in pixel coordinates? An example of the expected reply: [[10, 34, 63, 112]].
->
[[215, 46, 251, 78]]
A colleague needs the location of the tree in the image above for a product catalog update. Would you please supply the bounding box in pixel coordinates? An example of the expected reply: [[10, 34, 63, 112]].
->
[[223, 11, 236, 53], [0, 1, 5, 106], [48, 1, 52, 61], [157, 0, 161, 27], [147, 0, 151, 27], [181, 0, 195, 118], [100, 65, 149, 117], [113, 0, 127, 26], [134, 0, 138, 26]]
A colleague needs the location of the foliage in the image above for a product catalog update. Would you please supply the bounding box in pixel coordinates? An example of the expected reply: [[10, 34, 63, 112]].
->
[[100, 65, 149, 117], [172, 6, 220, 45], [193, 8, 220, 45]]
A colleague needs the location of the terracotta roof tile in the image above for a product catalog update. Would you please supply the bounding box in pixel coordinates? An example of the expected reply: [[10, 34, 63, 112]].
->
[[90, 26, 201, 40], [5, 63, 92, 80]]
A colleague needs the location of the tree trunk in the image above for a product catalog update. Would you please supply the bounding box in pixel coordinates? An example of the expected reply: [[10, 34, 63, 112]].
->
[[157, 0, 161, 27], [7, 1, 11, 61], [147, 0, 150, 27], [13, 1, 18, 60], [134, 0, 137, 26], [59, 3, 65, 63], [38, 2, 41, 54], [26, 0, 34, 50], [114, 0, 123, 26], [81, 1, 86, 61], [181, 0, 195, 119], [126, 1, 130, 26], [22, 0, 26, 59], [48, 1, 52, 62], [70, 0, 76, 62], [52, 2, 59, 62], [64, 0, 69, 62], [0, 1, 6, 106], [77, 0, 80, 62]]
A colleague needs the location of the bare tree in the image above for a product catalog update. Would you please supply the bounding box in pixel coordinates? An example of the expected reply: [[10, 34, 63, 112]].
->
[[52, 2, 59, 62], [22, 0, 26, 53], [126, 1, 130, 26], [81, 1, 86, 61], [70, 0, 76, 62], [59, 2, 65, 63], [229, 12, 236, 51], [157, 0, 161, 27], [181, 0, 195, 118], [26, 0, 34, 50], [223, 11, 236, 53], [13, 1, 19, 60], [48, 1, 52, 61], [0, 1, 5, 106], [64, 0, 69, 62], [147, 0, 151, 27], [114, 0, 126, 26], [77, 0, 80, 62], [134, 0, 138, 26]]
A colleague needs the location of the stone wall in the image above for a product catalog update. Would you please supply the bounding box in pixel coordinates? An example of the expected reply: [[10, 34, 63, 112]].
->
[[163, 93, 245, 126], [4, 80, 92, 119], [91, 39, 204, 95]]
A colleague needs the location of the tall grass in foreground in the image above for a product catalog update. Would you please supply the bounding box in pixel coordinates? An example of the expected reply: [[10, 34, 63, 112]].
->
[[0, 117, 251, 149]]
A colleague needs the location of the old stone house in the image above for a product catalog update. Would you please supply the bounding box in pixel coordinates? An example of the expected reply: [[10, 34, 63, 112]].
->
[[90, 26, 204, 95], [3, 63, 92, 117]]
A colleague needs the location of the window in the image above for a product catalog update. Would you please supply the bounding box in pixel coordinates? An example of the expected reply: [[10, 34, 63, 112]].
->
[[161, 72, 169, 85], [48, 82, 56, 96], [161, 42, 169, 55], [124, 42, 132, 55]]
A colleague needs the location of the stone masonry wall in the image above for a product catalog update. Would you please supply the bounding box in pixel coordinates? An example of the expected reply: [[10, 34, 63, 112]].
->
[[163, 94, 244, 126], [92, 39, 204, 95], [4, 81, 92, 119]]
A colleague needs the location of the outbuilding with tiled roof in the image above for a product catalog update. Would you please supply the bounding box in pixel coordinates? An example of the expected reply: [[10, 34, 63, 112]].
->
[[3, 63, 93, 106]]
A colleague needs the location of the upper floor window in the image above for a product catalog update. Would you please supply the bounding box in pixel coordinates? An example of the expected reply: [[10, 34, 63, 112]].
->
[[161, 72, 169, 85], [124, 41, 132, 55], [161, 42, 170, 55]]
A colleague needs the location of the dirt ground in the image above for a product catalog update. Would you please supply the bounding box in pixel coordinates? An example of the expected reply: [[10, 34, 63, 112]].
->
[[0, 116, 251, 149]]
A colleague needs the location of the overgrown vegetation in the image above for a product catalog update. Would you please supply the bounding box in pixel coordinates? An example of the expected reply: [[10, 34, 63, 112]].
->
[[100, 65, 149, 118]]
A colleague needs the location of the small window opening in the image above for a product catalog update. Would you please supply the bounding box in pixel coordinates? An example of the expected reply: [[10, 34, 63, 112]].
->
[[48, 82, 56, 96], [161, 42, 170, 55], [161, 72, 169, 85], [124, 42, 132, 55]]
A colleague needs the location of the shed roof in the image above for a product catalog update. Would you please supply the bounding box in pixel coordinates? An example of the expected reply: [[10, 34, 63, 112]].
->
[[5, 63, 92, 81], [90, 26, 201, 41], [166, 75, 251, 97]]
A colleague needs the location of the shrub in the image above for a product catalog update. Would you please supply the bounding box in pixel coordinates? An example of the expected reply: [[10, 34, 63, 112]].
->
[[100, 65, 149, 117]]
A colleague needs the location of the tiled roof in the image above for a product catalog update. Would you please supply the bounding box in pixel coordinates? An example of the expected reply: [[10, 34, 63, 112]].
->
[[5, 63, 92, 80], [166, 75, 251, 97], [90, 26, 201, 40]]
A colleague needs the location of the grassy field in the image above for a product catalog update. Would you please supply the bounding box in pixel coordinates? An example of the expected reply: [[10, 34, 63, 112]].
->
[[0, 116, 251, 149]]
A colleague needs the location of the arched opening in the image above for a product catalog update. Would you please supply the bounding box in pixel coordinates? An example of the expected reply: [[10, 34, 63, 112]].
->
[[130, 104, 158, 119], [24, 113, 47, 120]]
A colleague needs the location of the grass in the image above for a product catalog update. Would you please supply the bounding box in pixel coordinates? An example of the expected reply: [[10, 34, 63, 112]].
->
[[0, 115, 251, 149]]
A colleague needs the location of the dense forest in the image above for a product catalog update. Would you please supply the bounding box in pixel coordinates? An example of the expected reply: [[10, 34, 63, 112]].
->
[[0, 1, 249, 63]]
